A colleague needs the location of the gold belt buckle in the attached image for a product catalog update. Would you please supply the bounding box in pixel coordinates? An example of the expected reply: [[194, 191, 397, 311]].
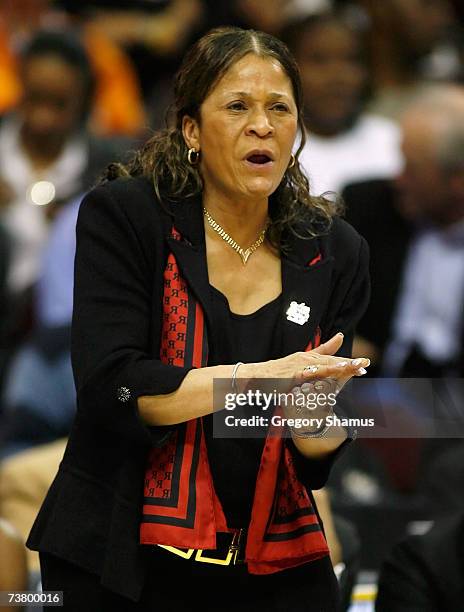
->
[[157, 545, 195, 559], [195, 528, 244, 565], [158, 529, 245, 566]]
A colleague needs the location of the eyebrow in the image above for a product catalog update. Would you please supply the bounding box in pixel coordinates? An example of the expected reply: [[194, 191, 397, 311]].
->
[[225, 91, 291, 99]]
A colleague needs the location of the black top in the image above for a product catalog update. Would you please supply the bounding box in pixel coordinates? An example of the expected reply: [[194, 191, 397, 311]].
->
[[205, 284, 283, 527]]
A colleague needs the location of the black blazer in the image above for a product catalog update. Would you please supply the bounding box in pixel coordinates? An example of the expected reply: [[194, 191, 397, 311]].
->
[[26, 176, 370, 601]]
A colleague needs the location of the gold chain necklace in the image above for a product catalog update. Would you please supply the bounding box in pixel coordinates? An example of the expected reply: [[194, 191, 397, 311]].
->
[[203, 207, 268, 265]]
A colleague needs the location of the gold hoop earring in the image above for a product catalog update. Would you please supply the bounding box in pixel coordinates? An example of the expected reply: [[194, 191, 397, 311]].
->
[[187, 148, 200, 165], [288, 154, 296, 169]]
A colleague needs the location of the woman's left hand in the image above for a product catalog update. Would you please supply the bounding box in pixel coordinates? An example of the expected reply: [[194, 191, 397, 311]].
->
[[283, 357, 366, 434], [285, 377, 341, 426]]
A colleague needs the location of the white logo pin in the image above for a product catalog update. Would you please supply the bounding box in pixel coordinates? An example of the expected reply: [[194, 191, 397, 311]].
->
[[286, 301, 310, 325]]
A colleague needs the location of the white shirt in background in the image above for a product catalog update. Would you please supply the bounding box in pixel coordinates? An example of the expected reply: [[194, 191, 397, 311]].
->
[[383, 219, 464, 375], [297, 114, 403, 196], [0, 116, 87, 293]]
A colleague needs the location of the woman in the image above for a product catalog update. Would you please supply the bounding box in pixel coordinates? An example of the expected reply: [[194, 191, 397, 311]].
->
[[27, 27, 370, 611]]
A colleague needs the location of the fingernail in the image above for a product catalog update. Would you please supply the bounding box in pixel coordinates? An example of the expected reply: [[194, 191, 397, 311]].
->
[[356, 367, 367, 375], [337, 332, 344, 338], [353, 358, 370, 367], [336, 361, 348, 367]]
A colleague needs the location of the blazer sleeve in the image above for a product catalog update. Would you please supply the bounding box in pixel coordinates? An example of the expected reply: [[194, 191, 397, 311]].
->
[[288, 224, 371, 490], [71, 183, 192, 448]]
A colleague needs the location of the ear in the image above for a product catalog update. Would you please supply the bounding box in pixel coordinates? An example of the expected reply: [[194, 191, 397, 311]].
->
[[182, 115, 201, 152]]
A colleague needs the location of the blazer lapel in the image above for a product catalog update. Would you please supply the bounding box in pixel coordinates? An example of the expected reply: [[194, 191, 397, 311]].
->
[[279, 234, 335, 356], [164, 196, 214, 333]]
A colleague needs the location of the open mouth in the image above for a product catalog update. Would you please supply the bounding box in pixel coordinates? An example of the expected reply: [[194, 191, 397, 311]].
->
[[246, 154, 273, 165]]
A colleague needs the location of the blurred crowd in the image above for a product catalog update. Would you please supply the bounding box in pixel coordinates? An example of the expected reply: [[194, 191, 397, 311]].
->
[[1, 0, 464, 610]]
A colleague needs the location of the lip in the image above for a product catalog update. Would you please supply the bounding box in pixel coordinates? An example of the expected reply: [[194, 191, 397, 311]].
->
[[244, 149, 275, 162], [243, 159, 274, 172], [243, 149, 275, 170]]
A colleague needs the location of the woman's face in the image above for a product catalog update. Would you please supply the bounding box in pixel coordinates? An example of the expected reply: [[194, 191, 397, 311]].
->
[[183, 53, 298, 204]]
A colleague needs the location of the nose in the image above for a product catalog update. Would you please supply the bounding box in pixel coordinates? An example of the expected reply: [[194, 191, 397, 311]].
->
[[245, 108, 274, 138]]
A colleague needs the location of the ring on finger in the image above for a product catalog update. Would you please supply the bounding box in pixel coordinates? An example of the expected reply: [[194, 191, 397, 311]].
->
[[303, 365, 319, 374]]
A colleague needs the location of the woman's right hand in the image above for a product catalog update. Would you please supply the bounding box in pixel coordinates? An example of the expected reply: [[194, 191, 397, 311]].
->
[[139, 334, 369, 428]]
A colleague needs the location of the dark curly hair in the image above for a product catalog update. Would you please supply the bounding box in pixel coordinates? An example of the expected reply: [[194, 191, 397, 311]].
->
[[104, 26, 341, 248]]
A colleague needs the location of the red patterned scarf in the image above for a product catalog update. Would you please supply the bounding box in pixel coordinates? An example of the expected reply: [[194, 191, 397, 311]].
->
[[140, 229, 329, 574]]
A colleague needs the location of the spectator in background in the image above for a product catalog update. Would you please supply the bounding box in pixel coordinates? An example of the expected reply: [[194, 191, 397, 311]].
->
[[80, 0, 205, 59], [282, 10, 403, 196], [344, 85, 464, 376], [359, 0, 464, 118], [0, 0, 146, 137], [339, 85, 464, 507], [0, 32, 128, 455], [0, 30, 126, 296], [59, 0, 205, 130], [0, 194, 80, 458]]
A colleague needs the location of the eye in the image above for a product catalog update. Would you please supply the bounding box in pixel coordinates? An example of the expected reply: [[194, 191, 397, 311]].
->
[[227, 101, 247, 111], [271, 103, 290, 112]]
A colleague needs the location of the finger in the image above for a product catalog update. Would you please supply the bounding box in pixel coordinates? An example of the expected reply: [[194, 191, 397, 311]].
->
[[301, 361, 368, 381], [314, 332, 344, 356], [303, 356, 371, 372], [300, 363, 345, 381], [300, 379, 331, 391], [314, 364, 368, 393], [302, 354, 348, 368]]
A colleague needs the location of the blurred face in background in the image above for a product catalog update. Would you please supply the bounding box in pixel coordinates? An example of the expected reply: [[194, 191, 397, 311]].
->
[[19, 54, 86, 149], [293, 20, 367, 137], [396, 111, 460, 225]]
